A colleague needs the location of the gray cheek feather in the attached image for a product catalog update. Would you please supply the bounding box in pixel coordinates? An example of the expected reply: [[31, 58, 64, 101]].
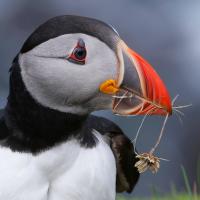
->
[[19, 34, 119, 114]]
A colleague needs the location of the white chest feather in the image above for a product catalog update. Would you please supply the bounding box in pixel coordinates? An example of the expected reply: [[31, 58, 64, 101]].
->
[[0, 131, 116, 200]]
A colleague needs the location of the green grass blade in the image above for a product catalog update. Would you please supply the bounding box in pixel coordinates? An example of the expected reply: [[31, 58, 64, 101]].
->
[[197, 156, 200, 192], [170, 182, 177, 197], [181, 165, 192, 196], [150, 185, 160, 200]]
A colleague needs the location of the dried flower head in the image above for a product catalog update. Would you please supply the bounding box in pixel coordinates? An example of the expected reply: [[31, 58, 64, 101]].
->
[[135, 153, 160, 174]]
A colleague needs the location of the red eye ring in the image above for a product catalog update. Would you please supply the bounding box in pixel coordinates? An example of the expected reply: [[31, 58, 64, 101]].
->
[[68, 39, 87, 65]]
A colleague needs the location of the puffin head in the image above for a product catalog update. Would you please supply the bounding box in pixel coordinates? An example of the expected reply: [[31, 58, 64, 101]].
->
[[18, 15, 172, 116]]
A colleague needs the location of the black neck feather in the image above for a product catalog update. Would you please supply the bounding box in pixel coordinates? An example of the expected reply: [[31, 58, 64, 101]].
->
[[2, 58, 96, 153]]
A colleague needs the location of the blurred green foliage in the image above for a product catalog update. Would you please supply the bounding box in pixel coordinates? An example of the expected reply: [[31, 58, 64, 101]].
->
[[117, 194, 200, 200]]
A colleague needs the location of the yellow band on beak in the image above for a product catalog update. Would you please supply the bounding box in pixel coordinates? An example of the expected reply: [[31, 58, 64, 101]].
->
[[99, 79, 119, 95]]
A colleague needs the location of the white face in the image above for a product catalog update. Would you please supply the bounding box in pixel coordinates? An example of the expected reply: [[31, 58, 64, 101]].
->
[[19, 33, 119, 114]]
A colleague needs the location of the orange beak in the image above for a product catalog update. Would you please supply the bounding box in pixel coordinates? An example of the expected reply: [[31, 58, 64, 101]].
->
[[100, 40, 172, 116]]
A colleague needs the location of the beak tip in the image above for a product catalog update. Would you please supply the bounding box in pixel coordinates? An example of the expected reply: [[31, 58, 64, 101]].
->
[[167, 102, 173, 116], [160, 94, 172, 116]]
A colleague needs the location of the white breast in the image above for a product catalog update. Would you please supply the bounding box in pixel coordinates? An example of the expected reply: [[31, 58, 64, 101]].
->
[[0, 130, 116, 200]]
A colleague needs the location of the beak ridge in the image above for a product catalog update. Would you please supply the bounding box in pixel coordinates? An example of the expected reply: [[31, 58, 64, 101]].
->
[[126, 47, 172, 115]]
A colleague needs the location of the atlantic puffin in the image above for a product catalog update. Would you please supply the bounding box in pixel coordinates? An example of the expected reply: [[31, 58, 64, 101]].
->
[[0, 15, 172, 200]]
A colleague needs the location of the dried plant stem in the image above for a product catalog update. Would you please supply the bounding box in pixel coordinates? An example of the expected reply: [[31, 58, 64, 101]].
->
[[132, 107, 157, 154], [122, 86, 164, 111], [173, 110, 183, 125], [173, 108, 184, 116], [172, 94, 179, 105], [113, 90, 129, 111], [150, 113, 169, 154], [173, 104, 192, 109]]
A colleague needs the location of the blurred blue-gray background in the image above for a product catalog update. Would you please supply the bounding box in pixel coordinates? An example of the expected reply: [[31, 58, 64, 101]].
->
[[0, 0, 199, 197]]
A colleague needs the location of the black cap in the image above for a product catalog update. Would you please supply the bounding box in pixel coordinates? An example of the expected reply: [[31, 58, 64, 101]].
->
[[21, 15, 119, 53]]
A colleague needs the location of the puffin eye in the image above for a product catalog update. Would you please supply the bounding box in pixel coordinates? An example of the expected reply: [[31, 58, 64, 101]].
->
[[73, 47, 86, 61], [68, 39, 87, 65]]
